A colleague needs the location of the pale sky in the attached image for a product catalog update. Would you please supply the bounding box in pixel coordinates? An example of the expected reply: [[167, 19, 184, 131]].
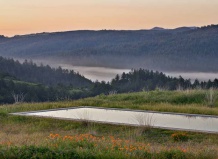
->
[[1, 0, 218, 36]]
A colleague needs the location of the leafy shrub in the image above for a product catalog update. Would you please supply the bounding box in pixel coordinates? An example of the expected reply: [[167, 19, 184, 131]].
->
[[0, 111, 8, 119], [171, 132, 189, 142], [171, 93, 204, 104], [0, 146, 80, 159], [157, 150, 188, 159]]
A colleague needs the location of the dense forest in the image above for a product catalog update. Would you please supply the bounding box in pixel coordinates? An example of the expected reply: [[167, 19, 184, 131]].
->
[[110, 69, 218, 92], [0, 57, 217, 104], [0, 25, 218, 72], [0, 56, 92, 87], [0, 57, 92, 104], [93, 69, 218, 95], [0, 71, 91, 104]]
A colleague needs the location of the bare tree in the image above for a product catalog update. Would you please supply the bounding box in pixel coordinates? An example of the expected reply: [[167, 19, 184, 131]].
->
[[206, 88, 217, 107], [108, 90, 117, 95], [11, 92, 26, 104], [176, 84, 183, 91]]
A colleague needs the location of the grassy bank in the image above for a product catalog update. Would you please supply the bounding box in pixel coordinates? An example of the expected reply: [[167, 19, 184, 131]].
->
[[0, 90, 218, 158], [1, 90, 218, 115]]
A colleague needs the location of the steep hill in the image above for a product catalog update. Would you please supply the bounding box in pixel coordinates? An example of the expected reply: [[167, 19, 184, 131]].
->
[[0, 25, 218, 72], [0, 71, 91, 104], [0, 56, 92, 87]]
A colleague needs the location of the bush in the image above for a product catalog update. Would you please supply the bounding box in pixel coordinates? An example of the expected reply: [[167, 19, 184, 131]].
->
[[0, 146, 80, 159], [171, 132, 189, 142], [157, 150, 188, 159]]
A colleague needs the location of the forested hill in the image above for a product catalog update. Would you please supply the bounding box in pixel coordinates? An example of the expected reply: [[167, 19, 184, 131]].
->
[[0, 56, 92, 87], [1, 49, 217, 104], [0, 25, 218, 72], [110, 69, 218, 93], [0, 35, 6, 39], [0, 35, 7, 43]]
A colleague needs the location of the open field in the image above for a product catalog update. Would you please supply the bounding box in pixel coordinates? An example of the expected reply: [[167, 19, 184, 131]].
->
[[1, 90, 218, 115], [0, 90, 218, 158]]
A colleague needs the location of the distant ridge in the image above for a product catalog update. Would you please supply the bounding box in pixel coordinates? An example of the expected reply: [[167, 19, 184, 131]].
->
[[0, 35, 6, 40], [0, 56, 92, 87], [151, 27, 165, 30], [173, 26, 197, 31], [0, 24, 218, 72]]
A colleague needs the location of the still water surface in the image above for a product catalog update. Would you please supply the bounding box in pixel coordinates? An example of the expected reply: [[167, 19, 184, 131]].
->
[[12, 107, 218, 133]]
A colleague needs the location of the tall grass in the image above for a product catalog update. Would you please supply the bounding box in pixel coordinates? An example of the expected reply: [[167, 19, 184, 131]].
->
[[0, 112, 218, 158], [134, 113, 154, 135], [1, 89, 218, 115], [0, 90, 218, 158], [206, 88, 217, 107], [0, 132, 217, 159]]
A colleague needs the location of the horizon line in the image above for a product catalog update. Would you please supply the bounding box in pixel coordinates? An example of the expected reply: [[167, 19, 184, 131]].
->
[[2, 24, 217, 38]]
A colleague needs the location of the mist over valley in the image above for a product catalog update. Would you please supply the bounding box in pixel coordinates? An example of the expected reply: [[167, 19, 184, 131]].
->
[[1, 25, 218, 77]]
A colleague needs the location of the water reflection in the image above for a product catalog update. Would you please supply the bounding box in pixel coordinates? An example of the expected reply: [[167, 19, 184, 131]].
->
[[13, 107, 218, 133], [185, 115, 197, 119], [132, 113, 155, 127]]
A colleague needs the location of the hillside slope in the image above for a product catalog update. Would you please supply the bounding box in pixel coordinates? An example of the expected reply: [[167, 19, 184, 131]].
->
[[0, 25, 218, 71], [0, 56, 92, 87]]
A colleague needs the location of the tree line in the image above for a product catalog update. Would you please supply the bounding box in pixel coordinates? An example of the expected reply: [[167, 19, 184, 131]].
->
[[91, 69, 218, 95], [0, 72, 91, 104], [0, 56, 92, 87], [0, 57, 218, 104]]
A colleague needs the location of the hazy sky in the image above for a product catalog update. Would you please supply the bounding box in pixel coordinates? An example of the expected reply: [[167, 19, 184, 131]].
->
[[1, 0, 218, 36]]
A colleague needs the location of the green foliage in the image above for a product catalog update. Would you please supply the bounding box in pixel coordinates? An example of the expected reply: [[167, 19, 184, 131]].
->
[[9, 116, 29, 123], [0, 146, 80, 159], [171, 132, 189, 142], [0, 72, 91, 104], [0, 56, 92, 87], [171, 93, 205, 104], [110, 69, 218, 94], [0, 56, 218, 105], [0, 110, 8, 119], [0, 100, 217, 159], [1, 90, 218, 116], [0, 145, 216, 159], [157, 150, 188, 159]]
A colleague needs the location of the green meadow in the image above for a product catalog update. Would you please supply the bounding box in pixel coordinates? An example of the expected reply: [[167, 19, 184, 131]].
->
[[0, 90, 218, 159]]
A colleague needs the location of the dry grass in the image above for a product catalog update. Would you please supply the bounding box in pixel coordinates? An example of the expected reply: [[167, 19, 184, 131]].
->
[[1, 90, 218, 115], [0, 90, 218, 158], [0, 130, 217, 158], [0, 118, 217, 152]]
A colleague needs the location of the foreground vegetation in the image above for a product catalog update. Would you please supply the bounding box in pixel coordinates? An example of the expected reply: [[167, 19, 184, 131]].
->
[[0, 90, 218, 158], [0, 115, 217, 159]]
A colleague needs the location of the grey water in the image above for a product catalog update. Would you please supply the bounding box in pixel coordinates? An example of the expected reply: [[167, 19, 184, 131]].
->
[[12, 107, 218, 133]]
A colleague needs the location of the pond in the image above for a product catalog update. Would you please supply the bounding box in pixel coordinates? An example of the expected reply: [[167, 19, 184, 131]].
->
[[11, 107, 218, 133]]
